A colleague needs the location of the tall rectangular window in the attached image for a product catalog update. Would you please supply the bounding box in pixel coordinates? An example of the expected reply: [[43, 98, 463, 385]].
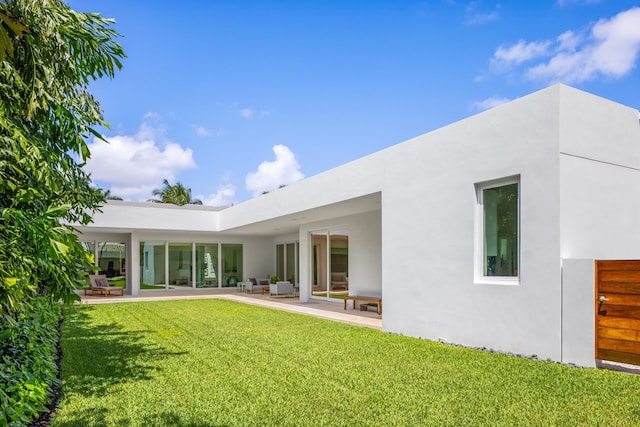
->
[[196, 243, 218, 288], [221, 244, 243, 287], [477, 178, 519, 280], [139, 241, 166, 289], [286, 243, 297, 284], [169, 243, 192, 288], [276, 244, 285, 280]]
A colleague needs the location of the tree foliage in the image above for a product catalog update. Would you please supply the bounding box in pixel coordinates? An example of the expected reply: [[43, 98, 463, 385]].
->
[[102, 188, 123, 200], [0, 0, 124, 313], [149, 178, 203, 206]]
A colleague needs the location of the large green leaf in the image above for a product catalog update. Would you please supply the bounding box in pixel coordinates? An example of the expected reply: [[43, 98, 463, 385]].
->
[[0, 0, 124, 315]]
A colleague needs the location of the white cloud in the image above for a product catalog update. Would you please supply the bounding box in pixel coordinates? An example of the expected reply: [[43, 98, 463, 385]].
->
[[245, 145, 304, 197], [239, 107, 269, 119], [488, 7, 640, 84], [556, 30, 581, 52], [471, 96, 511, 112], [84, 121, 197, 201], [194, 125, 212, 137], [195, 184, 237, 207], [557, 0, 602, 6], [491, 39, 552, 71], [240, 108, 254, 119], [465, 2, 500, 26], [143, 111, 161, 120]]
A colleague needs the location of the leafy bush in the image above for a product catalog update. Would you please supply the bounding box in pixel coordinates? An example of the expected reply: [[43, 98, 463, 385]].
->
[[0, 297, 61, 426], [0, 0, 124, 313]]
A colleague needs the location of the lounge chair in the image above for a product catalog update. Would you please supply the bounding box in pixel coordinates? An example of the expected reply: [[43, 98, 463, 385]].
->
[[331, 272, 348, 290], [85, 274, 124, 297]]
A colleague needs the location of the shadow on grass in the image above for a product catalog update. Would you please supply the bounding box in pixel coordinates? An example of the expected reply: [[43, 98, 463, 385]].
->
[[55, 305, 189, 427], [142, 411, 227, 427], [55, 408, 221, 427]]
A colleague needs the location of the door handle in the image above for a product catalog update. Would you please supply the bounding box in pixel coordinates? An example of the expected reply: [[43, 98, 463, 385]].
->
[[599, 295, 608, 303]]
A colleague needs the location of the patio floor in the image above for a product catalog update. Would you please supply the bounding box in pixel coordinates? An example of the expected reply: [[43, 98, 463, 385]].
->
[[75, 288, 382, 329]]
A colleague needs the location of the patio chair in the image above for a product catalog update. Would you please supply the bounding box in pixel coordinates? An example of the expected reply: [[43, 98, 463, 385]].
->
[[331, 272, 348, 290], [245, 278, 269, 293], [269, 281, 294, 296], [85, 274, 124, 297]]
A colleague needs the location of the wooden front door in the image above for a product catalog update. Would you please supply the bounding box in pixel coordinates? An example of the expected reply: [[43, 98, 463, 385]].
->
[[595, 260, 640, 366]]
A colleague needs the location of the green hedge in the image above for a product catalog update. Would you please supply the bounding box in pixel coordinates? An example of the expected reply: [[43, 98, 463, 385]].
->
[[0, 297, 61, 426]]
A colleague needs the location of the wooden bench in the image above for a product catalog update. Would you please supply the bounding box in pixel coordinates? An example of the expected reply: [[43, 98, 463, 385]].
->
[[344, 296, 382, 315]]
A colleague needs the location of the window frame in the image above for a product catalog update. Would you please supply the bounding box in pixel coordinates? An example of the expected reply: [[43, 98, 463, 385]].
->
[[474, 176, 520, 285]]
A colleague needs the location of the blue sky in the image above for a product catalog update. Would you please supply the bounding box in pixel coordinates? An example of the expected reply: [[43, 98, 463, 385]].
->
[[69, 0, 640, 205]]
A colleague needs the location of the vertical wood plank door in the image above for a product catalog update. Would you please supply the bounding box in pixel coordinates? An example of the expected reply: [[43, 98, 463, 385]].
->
[[596, 260, 640, 366]]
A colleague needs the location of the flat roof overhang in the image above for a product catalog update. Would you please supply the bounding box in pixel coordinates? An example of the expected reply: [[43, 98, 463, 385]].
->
[[74, 192, 381, 238]]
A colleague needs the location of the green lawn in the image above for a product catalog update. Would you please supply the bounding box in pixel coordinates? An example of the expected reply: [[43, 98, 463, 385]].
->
[[54, 300, 640, 426]]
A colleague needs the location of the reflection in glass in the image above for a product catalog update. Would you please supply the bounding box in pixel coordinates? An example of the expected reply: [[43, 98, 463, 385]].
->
[[97, 242, 125, 279], [286, 243, 296, 284], [276, 244, 285, 280], [196, 243, 218, 288], [329, 234, 348, 297], [311, 232, 348, 299], [140, 242, 166, 289], [483, 183, 518, 277], [169, 243, 192, 288], [221, 244, 243, 287]]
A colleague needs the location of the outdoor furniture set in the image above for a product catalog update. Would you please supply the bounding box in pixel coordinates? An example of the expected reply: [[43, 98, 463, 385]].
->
[[242, 278, 297, 297]]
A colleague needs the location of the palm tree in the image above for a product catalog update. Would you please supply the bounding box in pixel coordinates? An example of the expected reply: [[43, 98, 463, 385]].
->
[[148, 179, 202, 206], [102, 189, 123, 200]]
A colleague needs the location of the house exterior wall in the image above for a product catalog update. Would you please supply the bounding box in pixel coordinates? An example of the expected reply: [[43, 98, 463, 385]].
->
[[556, 87, 640, 365], [561, 259, 595, 367], [380, 86, 563, 360], [558, 86, 640, 260], [76, 84, 640, 367], [89, 201, 220, 232]]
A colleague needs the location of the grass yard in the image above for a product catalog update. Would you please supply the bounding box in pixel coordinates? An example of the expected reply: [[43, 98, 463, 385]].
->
[[54, 299, 640, 426]]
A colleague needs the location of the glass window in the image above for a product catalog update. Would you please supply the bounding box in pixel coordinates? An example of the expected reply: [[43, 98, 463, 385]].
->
[[276, 244, 285, 280], [480, 180, 519, 278], [330, 234, 349, 296], [140, 242, 166, 289], [169, 243, 192, 288], [221, 244, 243, 287], [286, 243, 296, 284], [196, 243, 218, 288], [311, 231, 348, 299], [97, 242, 126, 289], [276, 242, 298, 284]]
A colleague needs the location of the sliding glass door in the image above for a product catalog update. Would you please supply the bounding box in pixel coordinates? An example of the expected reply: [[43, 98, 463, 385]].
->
[[221, 244, 243, 287], [311, 231, 348, 300], [196, 243, 218, 288], [276, 242, 298, 284], [140, 241, 166, 289], [168, 243, 192, 288], [82, 240, 127, 288], [138, 241, 241, 290]]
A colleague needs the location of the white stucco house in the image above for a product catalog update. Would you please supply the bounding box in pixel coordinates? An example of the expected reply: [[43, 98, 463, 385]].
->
[[76, 84, 640, 367]]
